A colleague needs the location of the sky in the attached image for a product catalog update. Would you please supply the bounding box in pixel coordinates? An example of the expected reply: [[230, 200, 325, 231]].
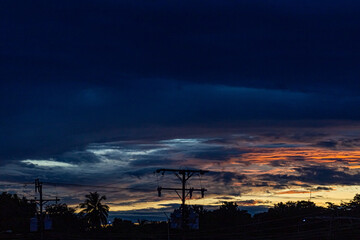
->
[[2, 0, 360, 221]]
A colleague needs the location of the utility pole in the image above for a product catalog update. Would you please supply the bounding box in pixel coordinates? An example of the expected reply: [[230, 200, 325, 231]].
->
[[156, 169, 208, 230], [31, 179, 60, 240]]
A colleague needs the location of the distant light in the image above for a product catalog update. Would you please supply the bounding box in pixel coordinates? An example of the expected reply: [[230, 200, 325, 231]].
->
[[302, 219, 306, 222]]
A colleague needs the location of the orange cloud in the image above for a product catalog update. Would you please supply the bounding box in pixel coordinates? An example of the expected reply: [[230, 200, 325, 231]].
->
[[228, 147, 360, 166]]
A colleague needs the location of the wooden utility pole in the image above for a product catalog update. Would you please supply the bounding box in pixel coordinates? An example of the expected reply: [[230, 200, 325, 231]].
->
[[156, 169, 208, 229], [31, 179, 60, 240]]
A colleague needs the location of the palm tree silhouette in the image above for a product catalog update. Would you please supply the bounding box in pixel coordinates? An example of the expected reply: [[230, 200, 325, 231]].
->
[[79, 192, 109, 229]]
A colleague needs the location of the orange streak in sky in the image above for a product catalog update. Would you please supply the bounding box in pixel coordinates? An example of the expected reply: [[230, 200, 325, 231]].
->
[[228, 147, 360, 165]]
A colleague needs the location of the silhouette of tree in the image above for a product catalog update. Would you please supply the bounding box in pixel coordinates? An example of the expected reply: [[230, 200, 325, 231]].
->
[[339, 193, 360, 216], [79, 192, 109, 230], [266, 200, 322, 217], [217, 202, 251, 225], [191, 205, 207, 216], [199, 201, 251, 237], [0, 192, 36, 233], [326, 201, 340, 210], [46, 203, 79, 232]]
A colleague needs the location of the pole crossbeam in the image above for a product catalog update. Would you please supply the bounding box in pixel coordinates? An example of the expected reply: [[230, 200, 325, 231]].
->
[[156, 168, 208, 229]]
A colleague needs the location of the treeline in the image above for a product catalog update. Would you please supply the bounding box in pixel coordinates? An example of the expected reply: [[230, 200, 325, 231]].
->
[[3, 192, 360, 239]]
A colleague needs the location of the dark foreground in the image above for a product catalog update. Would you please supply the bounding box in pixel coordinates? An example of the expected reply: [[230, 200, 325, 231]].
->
[[2, 221, 360, 240], [4, 193, 360, 239]]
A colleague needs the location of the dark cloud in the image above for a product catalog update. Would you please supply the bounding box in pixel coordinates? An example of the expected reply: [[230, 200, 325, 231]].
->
[[2, 0, 360, 93], [204, 135, 260, 145], [339, 138, 360, 148], [204, 138, 239, 145], [1, 0, 360, 162], [237, 199, 268, 206], [189, 147, 246, 161], [123, 168, 156, 179], [259, 165, 360, 186], [255, 143, 301, 148], [314, 140, 338, 149], [129, 158, 176, 167], [286, 156, 306, 162], [209, 171, 247, 185], [57, 151, 100, 164], [269, 160, 288, 167], [213, 196, 235, 200], [314, 186, 333, 191], [314, 138, 360, 149], [269, 156, 307, 167]]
